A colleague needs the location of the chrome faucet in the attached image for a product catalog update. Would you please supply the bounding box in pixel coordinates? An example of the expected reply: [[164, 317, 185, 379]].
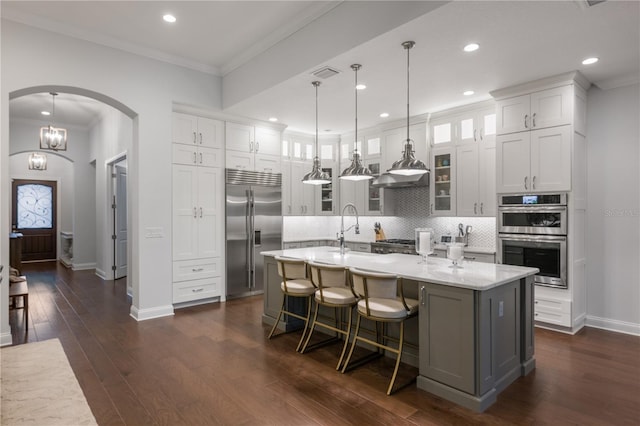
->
[[338, 203, 360, 255]]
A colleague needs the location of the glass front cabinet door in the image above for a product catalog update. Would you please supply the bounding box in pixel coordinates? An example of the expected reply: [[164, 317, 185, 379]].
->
[[430, 147, 456, 216]]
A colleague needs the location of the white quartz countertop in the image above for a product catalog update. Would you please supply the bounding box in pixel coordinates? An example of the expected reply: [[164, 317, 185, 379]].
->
[[261, 246, 537, 291], [433, 244, 496, 255]]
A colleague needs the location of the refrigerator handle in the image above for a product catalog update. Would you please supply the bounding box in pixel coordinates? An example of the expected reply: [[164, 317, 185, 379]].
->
[[249, 189, 256, 289], [245, 189, 252, 289]]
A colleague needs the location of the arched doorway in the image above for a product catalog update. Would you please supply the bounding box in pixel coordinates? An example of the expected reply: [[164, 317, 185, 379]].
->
[[8, 86, 138, 304]]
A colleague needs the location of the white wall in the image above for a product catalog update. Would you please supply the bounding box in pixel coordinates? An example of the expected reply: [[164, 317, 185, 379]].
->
[[586, 83, 640, 334], [1, 19, 222, 344], [89, 108, 132, 278]]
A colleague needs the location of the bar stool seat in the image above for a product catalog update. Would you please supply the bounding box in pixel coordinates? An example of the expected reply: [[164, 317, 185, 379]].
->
[[300, 261, 357, 370], [342, 267, 418, 395], [268, 256, 315, 352]]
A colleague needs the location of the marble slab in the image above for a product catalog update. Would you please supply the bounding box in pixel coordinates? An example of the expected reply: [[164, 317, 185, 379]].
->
[[261, 246, 538, 291], [1, 338, 97, 425]]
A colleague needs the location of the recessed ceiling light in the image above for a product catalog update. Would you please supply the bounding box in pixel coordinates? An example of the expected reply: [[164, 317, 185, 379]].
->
[[163, 14, 176, 23], [582, 57, 599, 65], [41, 111, 51, 116], [356, 84, 366, 90], [268, 117, 278, 122], [463, 43, 479, 52], [379, 112, 389, 118], [463, 90, 474, 96]]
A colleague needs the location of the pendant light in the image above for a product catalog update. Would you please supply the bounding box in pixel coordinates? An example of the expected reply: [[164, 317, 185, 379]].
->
[[302, 81, 331, 185], [39, 92, 68, 151], [388, 41, 428, 176], [339, 64, 372, 181]]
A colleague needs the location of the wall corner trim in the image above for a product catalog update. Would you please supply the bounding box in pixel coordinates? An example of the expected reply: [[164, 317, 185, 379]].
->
[[1, 332, 14, 347], [130, 305, 174, 322]]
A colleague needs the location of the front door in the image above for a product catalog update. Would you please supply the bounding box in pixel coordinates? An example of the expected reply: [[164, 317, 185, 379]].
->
[[12, 179, 57, 261]]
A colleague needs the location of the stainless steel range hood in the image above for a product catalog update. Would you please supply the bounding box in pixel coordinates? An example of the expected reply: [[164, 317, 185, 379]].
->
[[371, 171, 430, 188]]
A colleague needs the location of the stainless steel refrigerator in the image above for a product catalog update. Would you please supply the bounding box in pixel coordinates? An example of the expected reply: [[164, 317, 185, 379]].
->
[[225, 169, 282, 299]]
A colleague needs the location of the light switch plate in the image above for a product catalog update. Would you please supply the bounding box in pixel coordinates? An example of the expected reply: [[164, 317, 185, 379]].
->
[[145, 227, 164, 238]]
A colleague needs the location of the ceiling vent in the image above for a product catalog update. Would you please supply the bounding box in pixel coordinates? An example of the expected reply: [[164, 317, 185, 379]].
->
[[311, 66, 340, 79], [586, 0, 606, 5]]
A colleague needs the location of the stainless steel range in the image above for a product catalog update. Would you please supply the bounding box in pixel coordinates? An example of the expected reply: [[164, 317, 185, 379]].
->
[[370, 239, 417, 255]]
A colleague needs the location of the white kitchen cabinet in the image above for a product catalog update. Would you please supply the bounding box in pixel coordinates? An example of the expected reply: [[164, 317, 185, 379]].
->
[[495, 85, 572, 135], [456, 139, 496, 217], [496, 125, 571, 193], [316, 163, 338, 215], [364, 160, 384, 215], [225, 122, 282, 173], [172, 165, 223, 261], [290, 161, 316, 215], [382, 123, 428, 173], [338, 178, 366, 216], [172, 113, 224, 149], [430, 103, 496, 146], [172, 144, 223, 168], [430, 146, 456, 216]]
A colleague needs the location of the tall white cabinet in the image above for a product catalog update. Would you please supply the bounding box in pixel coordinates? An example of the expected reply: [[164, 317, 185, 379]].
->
[[172, 112, 225, 305], [491, 71, 589, 333], [429, 101, 496, 217], [225, 122, 282, 173]]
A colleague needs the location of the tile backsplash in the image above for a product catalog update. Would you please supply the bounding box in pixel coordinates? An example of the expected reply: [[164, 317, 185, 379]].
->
[[284, 186, 496, 251]]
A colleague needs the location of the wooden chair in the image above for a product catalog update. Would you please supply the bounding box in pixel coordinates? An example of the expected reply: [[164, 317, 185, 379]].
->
[[341, 267, 419, 395], [9, 279, 29, 326], [300, 261, 357, 370], [268, 256, 316, 352]]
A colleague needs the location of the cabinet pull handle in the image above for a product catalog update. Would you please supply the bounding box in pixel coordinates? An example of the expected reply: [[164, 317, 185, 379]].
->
[[524, 176, 528, 190], [249, 141, 253, 152], [420, 286, 426, 306], [532, 113, 537, 128], [524, 114, 529, 129], [199, 207, 203, 218], [193, 152, 197, 164], [193, 207, 197, 218], [480, 128, 484, 141], [474, 203, 477, 214], [430, 203, 434, 214], [193, 131, 197, 144], [192, 288, 204, 293], [192, 267, 204, 272], [532, 176, 536, 189], [199, 152, 203, 164], [463, 256, 476, 261], [480, 202, 484, 214], [199, 132, 203, 144], [255, 142, 259, 152], [474, 129, 477, 142]]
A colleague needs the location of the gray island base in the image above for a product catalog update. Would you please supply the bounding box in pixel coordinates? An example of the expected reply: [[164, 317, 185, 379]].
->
[[261, 247, 538, 412]]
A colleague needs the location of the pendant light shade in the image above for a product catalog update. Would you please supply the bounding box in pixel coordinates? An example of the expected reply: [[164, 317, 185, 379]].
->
[[388, 41, 428, 176], [302, 81, 331, 185], [40, 92, 68, 151], [339, 64, 373, 181]]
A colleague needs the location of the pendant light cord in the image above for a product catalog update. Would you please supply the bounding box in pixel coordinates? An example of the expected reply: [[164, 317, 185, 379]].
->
[[351, 64, 361, 156], [406, 43, 410, 143], [314, 81, 319, 158]]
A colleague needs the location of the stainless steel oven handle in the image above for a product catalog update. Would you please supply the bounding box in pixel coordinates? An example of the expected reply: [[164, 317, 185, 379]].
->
[[498, 233, 567, 242], [498, 206, 567, 213]]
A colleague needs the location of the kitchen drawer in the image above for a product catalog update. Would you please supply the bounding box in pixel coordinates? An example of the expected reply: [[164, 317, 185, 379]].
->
[[173, 277, 221, 303], [462, 252, 495, 263], [173, 258, 221, 282], [535, 297, 571, 327], [348, 243, 371, 252]]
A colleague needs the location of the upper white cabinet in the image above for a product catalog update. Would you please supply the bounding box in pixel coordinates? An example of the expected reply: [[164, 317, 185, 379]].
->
[[456, 140, 496, 216], [495, 85, 572, 135], [225, 122, 282, 173], [430, 104, 496, 146], [430, 146, 456, 216], [496, 125, 572, 193], [290, 161, 316, 215], [172, 113, 224, 148]]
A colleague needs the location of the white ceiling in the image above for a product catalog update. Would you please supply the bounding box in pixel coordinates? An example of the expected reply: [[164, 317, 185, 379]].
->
[[4, 1, 639, 134]]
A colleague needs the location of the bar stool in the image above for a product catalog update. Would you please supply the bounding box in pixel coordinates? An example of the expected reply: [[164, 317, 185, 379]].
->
[[341, 267, 419, 395], [268, 256, 316, 352], [300, 261, 357, 370]]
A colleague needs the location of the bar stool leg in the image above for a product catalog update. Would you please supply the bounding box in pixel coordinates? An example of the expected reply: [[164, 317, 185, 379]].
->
[[387, 321, 405, 395], [300, 298, 320, 353], [268, 295, 287, 339], [295, 296, 312, 352], [336, 306, 353, 371], [341, 314, 362, 373]]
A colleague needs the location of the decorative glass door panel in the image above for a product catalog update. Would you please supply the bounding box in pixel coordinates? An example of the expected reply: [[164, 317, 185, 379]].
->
[[11, 179, 57, 261]]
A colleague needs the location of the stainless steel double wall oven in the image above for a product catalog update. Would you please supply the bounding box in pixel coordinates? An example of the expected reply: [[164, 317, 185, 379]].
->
[[498, 194, 568, 288]]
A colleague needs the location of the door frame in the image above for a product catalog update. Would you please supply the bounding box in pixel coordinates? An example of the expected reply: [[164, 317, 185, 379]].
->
[[106, 152, 130, 292]]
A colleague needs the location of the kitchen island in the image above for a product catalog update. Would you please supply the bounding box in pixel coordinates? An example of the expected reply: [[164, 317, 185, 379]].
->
[[261, 247, 538, 412]]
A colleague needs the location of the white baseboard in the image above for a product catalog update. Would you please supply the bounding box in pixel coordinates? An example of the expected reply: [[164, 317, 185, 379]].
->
[[130, 304, 174, 321], [72, 262, 96, 271], [95, 269, 107, 279], [0, 331, 13, 347], [586, 315, 640, 336]]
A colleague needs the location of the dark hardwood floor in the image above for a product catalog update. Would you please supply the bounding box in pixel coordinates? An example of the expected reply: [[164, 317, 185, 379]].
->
[[6, 261, 640, 425]]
